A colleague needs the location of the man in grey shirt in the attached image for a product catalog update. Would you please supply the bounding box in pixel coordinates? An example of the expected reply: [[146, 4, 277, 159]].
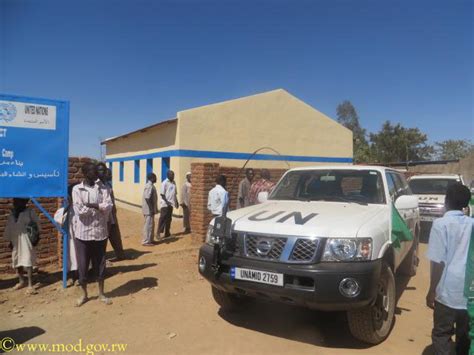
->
[[142, 173, 158, 246], [237, 168, 254, 209]]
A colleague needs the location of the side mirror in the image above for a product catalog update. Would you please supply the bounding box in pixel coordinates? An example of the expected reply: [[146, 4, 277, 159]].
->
[[257, 191, 269, 204], [395, 195, 418, 210]]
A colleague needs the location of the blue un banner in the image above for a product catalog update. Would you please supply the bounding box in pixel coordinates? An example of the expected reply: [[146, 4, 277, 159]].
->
[[0, 95, 69, 198]]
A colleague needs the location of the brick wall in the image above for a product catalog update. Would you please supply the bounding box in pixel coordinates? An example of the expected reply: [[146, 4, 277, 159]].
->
[[0, 157, 94, 273], [190, 162, 287, 243]]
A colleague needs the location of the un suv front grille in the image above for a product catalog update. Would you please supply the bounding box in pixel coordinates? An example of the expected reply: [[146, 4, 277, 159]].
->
[[237, 233, 320, 263], [290, 238, 319, 262], [245, 234, 287, 260]]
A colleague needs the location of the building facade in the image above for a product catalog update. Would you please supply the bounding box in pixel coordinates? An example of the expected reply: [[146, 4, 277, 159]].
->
[[103, 89, 353, 211]]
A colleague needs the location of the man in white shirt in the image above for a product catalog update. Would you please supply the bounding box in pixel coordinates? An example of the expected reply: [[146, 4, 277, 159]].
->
[[72, 162, 113, 307], [157, 170, 178, 239], [180, 172, 192, 234], [142, 173, 158, 246], [426, 183, 472, 354], [207, 175, 229, 217]]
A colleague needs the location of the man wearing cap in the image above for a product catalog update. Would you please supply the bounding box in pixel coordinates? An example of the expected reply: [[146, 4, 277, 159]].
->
[[180, 172, 192, 234]]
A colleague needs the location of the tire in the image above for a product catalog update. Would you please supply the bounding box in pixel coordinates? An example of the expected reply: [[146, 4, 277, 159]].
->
[[398, 230, 420, 277], [347, 263, 396, 344], [211, 286, 248, 311]]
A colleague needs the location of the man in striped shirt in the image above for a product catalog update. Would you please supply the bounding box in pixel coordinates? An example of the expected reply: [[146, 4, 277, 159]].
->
[[248, 169, 276, 205], [72, 162, 113, 307], [97, 163, 125, 261]]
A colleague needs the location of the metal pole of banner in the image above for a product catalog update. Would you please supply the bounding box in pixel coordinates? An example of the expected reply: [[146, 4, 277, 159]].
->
[[31, 197, 68, 289], [61, 199, 68, 289], [62, 101, 70, 289]]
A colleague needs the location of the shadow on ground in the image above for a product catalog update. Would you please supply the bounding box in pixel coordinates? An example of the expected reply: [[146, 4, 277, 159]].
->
[[0, 270, 59, 291], [422, 344, 434, 354], [107, 262, 157, 277], [108, 276, 159, 298], [219, 301, 372, 349], [154, 237, 181, 246], [0, 259, 157, 291], [218, 272, 416, 349], [0, 326, 45, 353], [105, 248, 152, 261], [395, 274, 416, 314]]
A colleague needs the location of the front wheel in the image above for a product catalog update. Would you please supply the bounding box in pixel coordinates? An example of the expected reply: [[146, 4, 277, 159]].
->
[[347, 263, 396, 344]]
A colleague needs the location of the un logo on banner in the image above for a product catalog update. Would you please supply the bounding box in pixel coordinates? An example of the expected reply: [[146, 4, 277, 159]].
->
[[0, 102, 17, 123]]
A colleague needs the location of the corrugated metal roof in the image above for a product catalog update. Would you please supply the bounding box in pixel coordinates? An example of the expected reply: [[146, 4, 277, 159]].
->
[[101, 117, 177, 145]]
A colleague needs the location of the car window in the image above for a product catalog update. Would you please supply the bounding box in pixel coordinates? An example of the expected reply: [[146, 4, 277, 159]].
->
[[385, 173, 397, 201], [270, 169, 386, 204], [388, 172, 405, 199], [393, 173, 412, 196], [409, 178, 458, 195]]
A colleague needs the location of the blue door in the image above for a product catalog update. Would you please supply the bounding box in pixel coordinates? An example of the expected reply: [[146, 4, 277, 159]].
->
[[161, 157, 170, 181]]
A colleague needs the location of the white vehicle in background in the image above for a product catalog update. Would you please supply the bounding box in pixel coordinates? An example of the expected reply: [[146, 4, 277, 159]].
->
[[408, 174, 465, 228], [199, 166, 420, 344]]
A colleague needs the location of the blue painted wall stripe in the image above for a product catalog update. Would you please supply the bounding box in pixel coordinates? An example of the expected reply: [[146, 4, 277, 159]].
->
[[106, 149, 352, 164]]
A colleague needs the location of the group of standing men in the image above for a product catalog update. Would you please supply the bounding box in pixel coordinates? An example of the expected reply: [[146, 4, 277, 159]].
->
[[142, 170, 192, 246], [206, 168, 277, 217], [4, 161, 127, 305], [237, 168, 276, 208], [140, 167, 275, 244]]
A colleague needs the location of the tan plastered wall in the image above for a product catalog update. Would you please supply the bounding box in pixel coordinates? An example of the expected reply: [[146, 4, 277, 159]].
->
[[176, 89, 352, 158]]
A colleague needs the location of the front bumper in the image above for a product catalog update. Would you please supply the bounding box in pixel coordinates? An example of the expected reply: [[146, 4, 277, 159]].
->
[[198, 244, 381, 311]]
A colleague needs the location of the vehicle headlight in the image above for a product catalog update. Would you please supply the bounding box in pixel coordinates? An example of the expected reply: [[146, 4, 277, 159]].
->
[[322, 238, 372, 261], [205, 225, 220, 245]]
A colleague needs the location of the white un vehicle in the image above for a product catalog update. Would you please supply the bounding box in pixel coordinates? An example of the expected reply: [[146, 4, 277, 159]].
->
[[198, 166, 420, 344], [408, 174, 466, 228]]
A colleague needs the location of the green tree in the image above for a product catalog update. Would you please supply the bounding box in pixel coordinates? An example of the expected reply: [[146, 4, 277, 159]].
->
[[434, 139, 474, 160], [369, 121, 434, 163], [336, 100, 370, 163]]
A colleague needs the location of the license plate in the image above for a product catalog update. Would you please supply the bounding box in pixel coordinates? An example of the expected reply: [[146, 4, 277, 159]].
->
[[231, 267, 284, 287], [420, 215, 435, 222]]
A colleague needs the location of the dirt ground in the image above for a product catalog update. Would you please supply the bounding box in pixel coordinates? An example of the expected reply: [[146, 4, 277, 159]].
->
[[1, 208, 436, 355]]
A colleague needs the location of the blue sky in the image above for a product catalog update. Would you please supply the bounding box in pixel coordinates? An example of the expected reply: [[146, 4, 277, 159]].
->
[[1, 0, 472, 158]]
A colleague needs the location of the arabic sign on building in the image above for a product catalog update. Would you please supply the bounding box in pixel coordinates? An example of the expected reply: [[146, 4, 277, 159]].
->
[[0, 95, 69, 198]]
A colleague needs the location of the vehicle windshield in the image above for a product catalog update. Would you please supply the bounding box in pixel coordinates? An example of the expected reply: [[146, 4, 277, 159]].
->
[[269, 169, 386, 204], [409, 178, 459, 195]]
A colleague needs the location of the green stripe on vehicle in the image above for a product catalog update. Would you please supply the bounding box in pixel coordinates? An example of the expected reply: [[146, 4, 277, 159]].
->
[[391, 204, 414, 249]]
